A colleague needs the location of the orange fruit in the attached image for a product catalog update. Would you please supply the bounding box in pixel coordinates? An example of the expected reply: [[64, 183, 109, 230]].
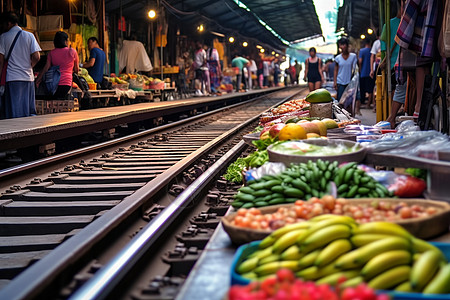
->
[[278, 123, 307, 141]]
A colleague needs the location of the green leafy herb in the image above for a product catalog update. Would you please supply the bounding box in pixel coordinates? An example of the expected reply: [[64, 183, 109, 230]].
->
[[224, 158, 246, 183], [405, 168, 427, 180]]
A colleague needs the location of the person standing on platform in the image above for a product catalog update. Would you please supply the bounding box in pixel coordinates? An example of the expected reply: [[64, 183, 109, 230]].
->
[[81, 37, 106, 88], [205, 40, 221, 94], [304, 47, 324, 91], [0, 11, 41, 119], [36, 31, 79, 99], [359, 39, 375, 110], [334, 38, 357, 102], [231, 54, 249, 92], [193, 41, 208, 96], [294, 60, 302, 84]]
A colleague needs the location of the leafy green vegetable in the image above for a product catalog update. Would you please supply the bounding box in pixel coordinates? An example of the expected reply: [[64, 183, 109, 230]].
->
[[244, 150, 269, 168], [252, 137, 278, 151], [251, 126, 264, 133], [224, 158, 247, 183], [405, 168, 427, 180]]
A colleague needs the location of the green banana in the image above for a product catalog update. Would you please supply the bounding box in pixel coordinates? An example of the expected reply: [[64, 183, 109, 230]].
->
[[335, 236, 410, 269], [394, 281, 413, 292], [361, 250, 412, 280], [259, 235, 277, 249], [368, 265, 411, 290], [340, 276, 365, 288], [301, 224, 352, 254], [273, 229, 308, 254], [411, 238, 442, 254], [281, 245, 303, 261], [316, 270, 360, 285], [259, 254, 280, 265], [315, 239, 353, 267], [350, 234, 393, 247], [423, 263, 450, 294], [237, 256, 259, 274], [249, 247, 273, 260], [410, 250, 442, 291], [269, 222, 310, 239], [296, 266, 320, 280], [298, 249, 321, 268], [352, 222, 412, 239]]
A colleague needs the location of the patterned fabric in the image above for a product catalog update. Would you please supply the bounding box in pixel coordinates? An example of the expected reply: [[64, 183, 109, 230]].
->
[[395, 0, 439, 58]]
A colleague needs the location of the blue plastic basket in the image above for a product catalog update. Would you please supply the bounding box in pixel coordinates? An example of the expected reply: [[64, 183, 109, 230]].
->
[[230, 241, 450, 299]]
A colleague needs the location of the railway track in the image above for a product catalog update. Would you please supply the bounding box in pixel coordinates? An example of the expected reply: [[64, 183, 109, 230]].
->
[[0, 87, 306, 300]]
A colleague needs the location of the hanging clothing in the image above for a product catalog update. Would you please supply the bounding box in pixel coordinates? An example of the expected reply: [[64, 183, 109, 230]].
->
[[395, 0, 439, 57], [119, 40, 153, 74]]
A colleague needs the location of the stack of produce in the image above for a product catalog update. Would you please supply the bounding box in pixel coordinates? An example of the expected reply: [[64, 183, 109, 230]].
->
[[224, 150, 269, 183], [231, 160, 391, 209], [259, 119, 338, 141], [229, 268, 389, 300], [235, 215, 450, 294], [231, 196, 440, 231]]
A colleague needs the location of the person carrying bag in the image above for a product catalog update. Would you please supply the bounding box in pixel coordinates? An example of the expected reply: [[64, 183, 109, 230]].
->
[[0, 30, 22, 96]]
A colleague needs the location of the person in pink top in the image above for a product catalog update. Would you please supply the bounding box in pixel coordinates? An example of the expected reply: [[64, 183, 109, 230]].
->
[[36, 31, 79, 99]]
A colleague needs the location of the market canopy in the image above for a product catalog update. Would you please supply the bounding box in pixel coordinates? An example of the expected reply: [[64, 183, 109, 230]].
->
[[336, 0, 401, 39], [105, 0, 323, 51]]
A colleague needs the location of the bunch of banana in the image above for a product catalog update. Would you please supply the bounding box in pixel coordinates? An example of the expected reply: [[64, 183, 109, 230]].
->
[[231, 161, 392, 209], [235, 216, 450, 295]]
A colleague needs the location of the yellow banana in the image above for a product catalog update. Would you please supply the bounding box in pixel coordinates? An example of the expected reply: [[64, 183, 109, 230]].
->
[[259, 254, 280, 265], [394, 281, 413, 292], [301, 224, 352, 254], [315, 239, 353, 267], [353, 222, 412, 239], [281, 245, 303, 261], [316, 270, 360, 285], [296, 216, 355, 245], [350, 234, 393, 247], [269, 222, 310, 239], [411, 238, 442, 254], [309, 214, 354, 223], [316, 262, 342, 278], [259, 235, 277, 249], [335, 236, 411, 269], [361, 250, 412, 280], [241, 272, 258, 280], [296, 266, 320, 280], [254, 261, 280, 276], [298, 249, 321, 268], [257, 274, 277, 281], [273, 229, 308, 254], [423, 263, 450, 294], [254, 260, 300, 276], [413, 253, 421, 262], [249, 246, 272, 260], [368, 265, 411, 290], [237, 256, 259, 274], [410, 250, 442, 291], [340, 276, 365, 288]]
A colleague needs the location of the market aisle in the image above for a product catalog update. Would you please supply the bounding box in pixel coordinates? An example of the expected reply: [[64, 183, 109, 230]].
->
[[359, 107, 377, 126]]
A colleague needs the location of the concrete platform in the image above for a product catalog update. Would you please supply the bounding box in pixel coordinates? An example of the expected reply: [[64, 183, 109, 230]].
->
[[0, 87, 284, 151]]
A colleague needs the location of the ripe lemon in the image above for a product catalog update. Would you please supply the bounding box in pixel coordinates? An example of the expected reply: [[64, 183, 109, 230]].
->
[[278, 123, 307, 141]]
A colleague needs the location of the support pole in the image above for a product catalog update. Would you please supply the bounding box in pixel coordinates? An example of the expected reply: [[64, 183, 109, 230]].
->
[[385, 0, 392, 120]]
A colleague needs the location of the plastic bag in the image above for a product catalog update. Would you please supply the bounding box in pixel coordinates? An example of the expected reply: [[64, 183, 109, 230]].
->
[[339, 72, 359, 112], [244, 162, 286, 182]]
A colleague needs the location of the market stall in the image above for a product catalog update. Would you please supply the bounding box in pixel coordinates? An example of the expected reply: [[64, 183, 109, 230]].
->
[[178, 87, 450, 300]]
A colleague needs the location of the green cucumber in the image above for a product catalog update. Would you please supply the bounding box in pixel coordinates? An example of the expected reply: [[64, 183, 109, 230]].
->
[[337, 184, 348, 194], [271, 185, 284, 193], [253, 189, 272, 197], [235, 192, 256, 202], [284, 187, 305, 198], [347, 185, 358, 198], [358, 187, 370, 195], [268, 198, 286, 205], [238, 187, 254, 194]]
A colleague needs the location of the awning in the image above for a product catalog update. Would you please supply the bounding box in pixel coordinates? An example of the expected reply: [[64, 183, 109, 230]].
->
[[105, 0, 323, 51]]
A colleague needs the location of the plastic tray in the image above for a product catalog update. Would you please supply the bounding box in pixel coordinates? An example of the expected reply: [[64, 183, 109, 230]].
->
[[230, 241, 450, 299]]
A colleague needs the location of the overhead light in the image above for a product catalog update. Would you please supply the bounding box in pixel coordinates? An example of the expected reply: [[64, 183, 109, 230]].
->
[[275, 53, 279, 57], [229, 36, 235, 43], [256, 45, 262, 49], [282, 56, 285, 60], [242, 41, 248, 47], [211, 31, 225, 37], [260, 48, 265, 53], [271, 51, 275, 55], [367, 28, 373, 34], [360, 34, 366, 39], [148, 9, 156, 19], [197, 24, 204, 32]]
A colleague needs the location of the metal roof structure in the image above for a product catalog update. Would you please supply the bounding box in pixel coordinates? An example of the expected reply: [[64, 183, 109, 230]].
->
[[336, 0, 400, 39], [105, 0, 323, 51]]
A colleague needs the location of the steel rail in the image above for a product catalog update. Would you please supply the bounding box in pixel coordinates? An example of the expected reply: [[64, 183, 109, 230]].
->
[[0, 88, 287, 180], [0, 88, 303, 300]]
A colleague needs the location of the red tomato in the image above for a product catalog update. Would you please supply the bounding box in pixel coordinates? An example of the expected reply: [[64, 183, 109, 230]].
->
[[276, 268, 295, 283]]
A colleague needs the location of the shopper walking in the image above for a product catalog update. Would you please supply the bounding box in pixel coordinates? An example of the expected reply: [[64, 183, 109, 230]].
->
[[334, 38, 357, 102], [0, 11, 41, 119], [304, 47, 324, 91], [193, 41, 208, 96], [359, 39, 375, 109], [205, 40, 221, 94], [231, 54, 249, 92], [294, 60, 302, 84], [81, 37, 106, 87], [36, 31, 79, 99]]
